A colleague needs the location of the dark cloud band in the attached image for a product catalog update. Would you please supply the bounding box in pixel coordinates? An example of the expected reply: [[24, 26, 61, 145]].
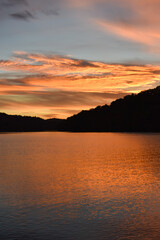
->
[[10, 10, 34, 20]]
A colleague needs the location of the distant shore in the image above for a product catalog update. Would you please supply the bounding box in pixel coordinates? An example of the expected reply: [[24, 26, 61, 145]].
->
[[1, 86, 160, 132]]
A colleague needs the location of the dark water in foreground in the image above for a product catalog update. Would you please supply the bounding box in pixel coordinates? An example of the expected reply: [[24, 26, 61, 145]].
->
[[0, 132, 159, 240]]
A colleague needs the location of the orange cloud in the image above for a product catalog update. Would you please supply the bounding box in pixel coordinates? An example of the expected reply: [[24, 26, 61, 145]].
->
[[95, 20, 160, 46], [0, 52, 160, 118], [69, 0, 160, 53], [1, 52, 160, 90]]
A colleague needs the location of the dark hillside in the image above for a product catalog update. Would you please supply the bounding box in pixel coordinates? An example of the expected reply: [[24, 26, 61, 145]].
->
[[0, 113, 64, 132], [0, 86, 160, 132], [62, 86, 160, 132]]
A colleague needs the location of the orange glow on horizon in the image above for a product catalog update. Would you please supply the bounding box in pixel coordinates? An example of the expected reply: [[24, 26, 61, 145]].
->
[[0, 52, 160, 118]]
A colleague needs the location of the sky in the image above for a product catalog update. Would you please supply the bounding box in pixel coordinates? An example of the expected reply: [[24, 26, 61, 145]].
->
[[1, 0, 160, 119]]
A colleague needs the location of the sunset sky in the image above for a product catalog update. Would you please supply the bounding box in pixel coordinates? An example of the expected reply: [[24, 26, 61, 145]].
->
[[1, 0, 160, 119]]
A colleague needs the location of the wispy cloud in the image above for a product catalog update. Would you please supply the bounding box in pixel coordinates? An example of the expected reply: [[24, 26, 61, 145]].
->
[[0, 51, 160, 118], [0, 52, 160, 90], [10, 10, 34, 20], [1, 0, 28, 7], [0, 0, 60, 21], [69, 0, 160, 54], [94, 18, 160, 54]]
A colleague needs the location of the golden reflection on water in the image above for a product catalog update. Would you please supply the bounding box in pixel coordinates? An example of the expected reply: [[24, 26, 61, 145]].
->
[[0, 133, 160, 239]]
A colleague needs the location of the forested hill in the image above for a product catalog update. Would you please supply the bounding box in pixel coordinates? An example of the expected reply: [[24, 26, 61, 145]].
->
[[0, 113, 64, 132], [62, 86, 160, 132], [0, 86, 160, 132]]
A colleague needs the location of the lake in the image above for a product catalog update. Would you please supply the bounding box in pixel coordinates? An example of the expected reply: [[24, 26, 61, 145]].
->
[[0, 132, 159, 240]]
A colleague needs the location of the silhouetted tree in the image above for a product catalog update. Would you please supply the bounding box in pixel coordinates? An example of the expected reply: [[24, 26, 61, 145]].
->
[[0, 86, 160, 132]]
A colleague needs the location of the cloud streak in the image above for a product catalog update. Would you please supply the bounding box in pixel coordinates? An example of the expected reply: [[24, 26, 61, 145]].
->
[[0, 89, 126, 118], [69, 0, 160, 54], [0, 52, 160, 89], [10, 10, 34, 20], [0, 51, 160, 118], [0, 0, 60, 21], [1, 0, 28, 7]]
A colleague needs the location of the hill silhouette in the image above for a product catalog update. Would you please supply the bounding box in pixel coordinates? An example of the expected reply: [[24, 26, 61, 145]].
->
[[0, 113, 64, 132], [62, 86, 160, 132], [0, 86, 160, 132]]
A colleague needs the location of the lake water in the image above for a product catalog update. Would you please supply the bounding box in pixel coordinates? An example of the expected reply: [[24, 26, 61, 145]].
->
[[0, 132, 159, 240]]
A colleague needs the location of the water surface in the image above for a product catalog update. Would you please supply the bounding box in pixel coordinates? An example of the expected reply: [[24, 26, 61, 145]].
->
[[0, 132, 160, 239]]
